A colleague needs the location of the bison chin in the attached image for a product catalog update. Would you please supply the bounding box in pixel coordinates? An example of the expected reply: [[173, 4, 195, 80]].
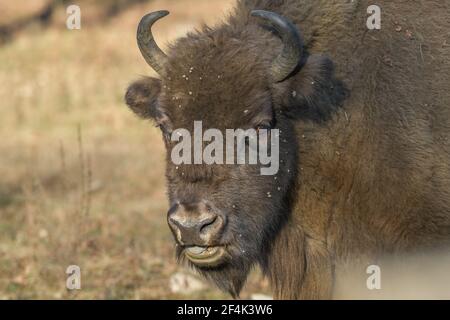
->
[[175, 241, 260, 297]]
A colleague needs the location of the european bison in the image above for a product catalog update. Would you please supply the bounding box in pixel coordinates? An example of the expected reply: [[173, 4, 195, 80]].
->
[[125, 0, 450, 299]]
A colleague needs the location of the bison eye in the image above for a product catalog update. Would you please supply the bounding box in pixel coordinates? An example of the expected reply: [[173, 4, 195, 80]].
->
[[254, 122, 272, 144], [256, 122, 272, 133]]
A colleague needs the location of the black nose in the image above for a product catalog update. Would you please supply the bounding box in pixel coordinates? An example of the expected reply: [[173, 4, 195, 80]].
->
[[167, 202, 225, 245]]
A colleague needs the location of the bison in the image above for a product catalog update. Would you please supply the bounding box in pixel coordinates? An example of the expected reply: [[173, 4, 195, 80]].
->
[[125, 0, 450, 299]]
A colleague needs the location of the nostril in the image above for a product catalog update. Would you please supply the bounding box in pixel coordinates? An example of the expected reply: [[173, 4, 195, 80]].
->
[[199, 215, 218, 234], [168, 215, 180, 228]]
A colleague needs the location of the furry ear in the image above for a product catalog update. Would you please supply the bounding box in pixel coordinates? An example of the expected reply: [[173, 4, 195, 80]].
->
[[276, 54, 348, 122], [125, 77, 162, 120]]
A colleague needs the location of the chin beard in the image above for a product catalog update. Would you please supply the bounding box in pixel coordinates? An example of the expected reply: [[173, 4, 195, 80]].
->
[[195, 258, 252, 298], [176, 246, 254, 297]]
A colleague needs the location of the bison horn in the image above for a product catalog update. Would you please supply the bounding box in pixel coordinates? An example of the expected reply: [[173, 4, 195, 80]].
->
[[137, 10, 169, 75], [251, 10, 303, 82]]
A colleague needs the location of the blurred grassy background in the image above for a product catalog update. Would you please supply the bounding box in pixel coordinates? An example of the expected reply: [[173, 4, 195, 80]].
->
[[0, 0, 271, 299]]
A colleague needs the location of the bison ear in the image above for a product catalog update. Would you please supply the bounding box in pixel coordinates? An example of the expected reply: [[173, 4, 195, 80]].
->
[[278, 54, 348, 121], [125, 77, 162, 120]]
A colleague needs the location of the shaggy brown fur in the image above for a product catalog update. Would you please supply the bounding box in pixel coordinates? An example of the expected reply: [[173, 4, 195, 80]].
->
[[125, 0, 450, 299]]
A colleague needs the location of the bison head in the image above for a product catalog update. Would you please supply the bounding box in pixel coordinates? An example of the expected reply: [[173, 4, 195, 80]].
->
[[125, 10, 345, 296]]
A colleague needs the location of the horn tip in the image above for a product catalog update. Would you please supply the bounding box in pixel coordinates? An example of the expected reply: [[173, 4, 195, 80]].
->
[[141, 10, 170, 23], [156, 10, 170, 17]]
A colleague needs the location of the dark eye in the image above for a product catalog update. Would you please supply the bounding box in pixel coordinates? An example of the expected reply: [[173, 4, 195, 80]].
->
[[256, 122, 272, 133], [255, 122, 273, 144]]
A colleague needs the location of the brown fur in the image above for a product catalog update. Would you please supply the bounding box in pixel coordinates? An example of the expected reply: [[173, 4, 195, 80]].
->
[[125, 0, 450, 298]]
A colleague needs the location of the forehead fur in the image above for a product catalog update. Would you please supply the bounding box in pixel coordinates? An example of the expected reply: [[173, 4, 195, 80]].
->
[[159, 28, 273, 130]]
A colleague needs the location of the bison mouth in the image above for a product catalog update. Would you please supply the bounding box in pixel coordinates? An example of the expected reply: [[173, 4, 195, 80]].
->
[[184, 245, 227, 267]]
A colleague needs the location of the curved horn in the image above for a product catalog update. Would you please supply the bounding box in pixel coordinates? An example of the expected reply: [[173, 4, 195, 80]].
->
[[137, 11, 169, 75], [251, 10, 303, 82]]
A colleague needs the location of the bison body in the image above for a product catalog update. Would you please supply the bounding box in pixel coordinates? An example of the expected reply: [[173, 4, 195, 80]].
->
[[126, 0, 450, 298]]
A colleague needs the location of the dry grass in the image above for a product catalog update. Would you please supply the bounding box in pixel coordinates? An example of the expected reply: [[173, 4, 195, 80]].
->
[[0, 0, 271, 299]]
